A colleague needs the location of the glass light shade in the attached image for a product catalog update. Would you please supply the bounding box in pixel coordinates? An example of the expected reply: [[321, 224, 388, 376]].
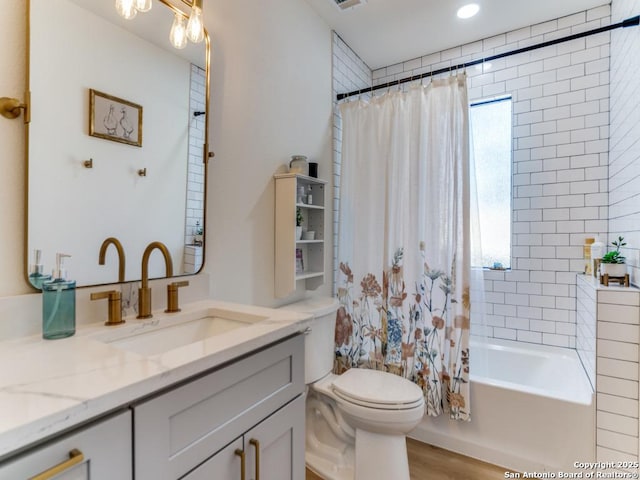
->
[[456, 3, 479, 19], [115, 0, 137, 19], [170, 13, 188, 49], [186, 6, 205, 43], [135, 0, 152, 13]]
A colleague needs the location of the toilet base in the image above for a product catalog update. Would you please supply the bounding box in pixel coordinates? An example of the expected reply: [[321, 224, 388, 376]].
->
[[306, 394, 355, 480], [354, 429, 410, 480]]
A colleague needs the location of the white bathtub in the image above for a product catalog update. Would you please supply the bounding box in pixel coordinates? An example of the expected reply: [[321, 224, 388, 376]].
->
[[410, 337, 595, 473]]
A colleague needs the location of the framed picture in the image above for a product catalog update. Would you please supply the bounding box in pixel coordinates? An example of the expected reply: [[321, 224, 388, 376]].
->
[[295, 248, 304, 274], [89, 89, 143, 147]]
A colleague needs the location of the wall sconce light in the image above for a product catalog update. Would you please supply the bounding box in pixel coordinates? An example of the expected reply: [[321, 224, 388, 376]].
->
[[169, 13, 188, 49], [186, 0, 204, 44], [116, 0, 206, 50]]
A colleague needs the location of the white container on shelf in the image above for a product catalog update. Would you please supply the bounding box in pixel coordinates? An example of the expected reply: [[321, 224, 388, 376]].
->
[[600, 263, 627, 277], [289, 156, 309, 176]]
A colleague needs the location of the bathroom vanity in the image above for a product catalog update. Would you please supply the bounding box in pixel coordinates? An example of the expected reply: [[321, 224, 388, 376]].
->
[[0, 300, 310, 479]]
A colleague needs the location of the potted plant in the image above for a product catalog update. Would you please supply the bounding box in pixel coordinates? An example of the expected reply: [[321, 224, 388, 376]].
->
[[600, 236, 627, 277], [296, 208, 303, 240], [193, 221, 204, 246]]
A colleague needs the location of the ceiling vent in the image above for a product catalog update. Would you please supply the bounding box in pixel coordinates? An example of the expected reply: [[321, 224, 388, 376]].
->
[[333, 0, 366, 11]]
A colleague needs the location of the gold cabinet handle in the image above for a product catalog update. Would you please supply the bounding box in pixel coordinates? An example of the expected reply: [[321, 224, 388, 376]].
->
[[249, 438, 261, 480], [234, 448, 246, 480], [30, 448, 84, 480]]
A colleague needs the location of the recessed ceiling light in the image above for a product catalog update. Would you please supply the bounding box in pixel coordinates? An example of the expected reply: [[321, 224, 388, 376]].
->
[[457, 3, 480, 19]]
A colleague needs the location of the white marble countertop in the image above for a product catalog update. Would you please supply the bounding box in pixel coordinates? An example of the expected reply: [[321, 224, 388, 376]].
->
[[0, 300, 312, 460]]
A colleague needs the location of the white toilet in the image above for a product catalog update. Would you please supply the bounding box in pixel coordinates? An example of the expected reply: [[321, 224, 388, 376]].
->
[[281, 297, 425, 480]]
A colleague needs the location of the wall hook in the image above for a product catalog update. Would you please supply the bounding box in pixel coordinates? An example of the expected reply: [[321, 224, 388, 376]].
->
[[138, 168, 147, 177], [0, 96, 28, 121], [83, 158, 93, 169], [193, 111, 206, 117]]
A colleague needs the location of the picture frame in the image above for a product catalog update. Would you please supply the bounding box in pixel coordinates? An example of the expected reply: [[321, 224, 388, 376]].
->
[[89, 89, 143, 147], [295, 248, 304, 274]]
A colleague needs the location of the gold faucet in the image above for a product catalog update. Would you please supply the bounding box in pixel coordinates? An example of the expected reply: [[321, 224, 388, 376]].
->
[[91, 290, 124, 326], [99, 237, 126, 283], [137, 241, 173, 319]]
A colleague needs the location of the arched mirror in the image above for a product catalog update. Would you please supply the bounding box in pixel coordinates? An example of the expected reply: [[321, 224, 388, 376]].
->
[[26, 0, 210, 287]]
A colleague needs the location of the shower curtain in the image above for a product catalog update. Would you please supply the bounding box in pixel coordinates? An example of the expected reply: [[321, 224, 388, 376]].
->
[[335, 75, 475, 420]]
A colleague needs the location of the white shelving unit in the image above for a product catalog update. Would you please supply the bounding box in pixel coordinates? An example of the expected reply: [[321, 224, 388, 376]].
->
[[274, 173, 326, 298]]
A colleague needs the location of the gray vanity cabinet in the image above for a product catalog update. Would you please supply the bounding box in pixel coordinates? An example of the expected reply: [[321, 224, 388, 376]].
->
[[133, 335, 305, 480], [181, 438, 243, 480], [0, 411, 132, 480], [183, 395, 304, 480], [243, 394, 305, 480]]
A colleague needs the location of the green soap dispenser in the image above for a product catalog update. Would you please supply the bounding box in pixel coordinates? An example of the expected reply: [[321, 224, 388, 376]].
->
[[42, 253, 76, 340]]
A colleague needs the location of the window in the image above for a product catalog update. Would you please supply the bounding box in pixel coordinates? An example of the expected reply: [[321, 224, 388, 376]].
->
[[470, 97, 512, 269]]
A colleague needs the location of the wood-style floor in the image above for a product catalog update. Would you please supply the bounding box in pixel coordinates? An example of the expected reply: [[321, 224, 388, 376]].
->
[[306, 438, 510, 480]]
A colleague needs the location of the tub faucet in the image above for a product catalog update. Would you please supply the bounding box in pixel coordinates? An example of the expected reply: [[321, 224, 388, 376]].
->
[[98, 237, 126, 283], [137, 241, 173, 319]]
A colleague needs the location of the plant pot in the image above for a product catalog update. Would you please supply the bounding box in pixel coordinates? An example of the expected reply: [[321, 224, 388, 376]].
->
[[601, 263, 627, 277], [302, 230, 315, 240], [295, 226, 302, 240]]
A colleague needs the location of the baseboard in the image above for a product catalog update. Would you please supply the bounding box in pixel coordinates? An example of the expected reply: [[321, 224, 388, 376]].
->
[[408, 423, 553, 473]]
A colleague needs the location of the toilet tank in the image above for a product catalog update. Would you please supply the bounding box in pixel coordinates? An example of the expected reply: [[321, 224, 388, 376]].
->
[[279, 297, 339, 384]]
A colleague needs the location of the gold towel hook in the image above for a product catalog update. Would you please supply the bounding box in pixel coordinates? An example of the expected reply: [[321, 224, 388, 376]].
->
[[0, 96, 28, 121]]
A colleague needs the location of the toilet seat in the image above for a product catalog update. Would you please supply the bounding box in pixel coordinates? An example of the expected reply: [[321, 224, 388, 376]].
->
[[332, 389, 424, 410], [331, 368, 424, 410]]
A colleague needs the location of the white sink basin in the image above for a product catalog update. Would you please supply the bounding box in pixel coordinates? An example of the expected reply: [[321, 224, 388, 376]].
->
[[98, 308, 268, 356]]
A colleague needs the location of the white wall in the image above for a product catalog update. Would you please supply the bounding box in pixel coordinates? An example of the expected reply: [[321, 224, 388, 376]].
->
[[0, 0, 28, 296], [0, 0, 332, 316], [371, 5, 611, 349], [205, 0, 333, 306]]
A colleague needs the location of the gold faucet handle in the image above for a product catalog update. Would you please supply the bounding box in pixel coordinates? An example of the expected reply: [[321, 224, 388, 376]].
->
[[165, 281, 190, 313], [90, 290, 124, 326]]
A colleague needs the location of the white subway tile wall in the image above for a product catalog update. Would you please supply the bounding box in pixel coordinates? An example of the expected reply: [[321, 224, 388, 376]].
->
[[185, 65, 206, 249], [369, 6, 611, 348], [595, 284, 640, 465], [331, 32, 373, 292], [610, 0, 640, 286]]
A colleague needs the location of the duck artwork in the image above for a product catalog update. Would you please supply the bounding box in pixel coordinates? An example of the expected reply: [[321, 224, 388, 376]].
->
[[103, 104, 117, 135], [119, 106, 134, 140]]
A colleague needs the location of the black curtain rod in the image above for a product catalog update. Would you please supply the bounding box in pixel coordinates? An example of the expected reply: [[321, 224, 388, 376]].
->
[[336, 15, 640, 101]]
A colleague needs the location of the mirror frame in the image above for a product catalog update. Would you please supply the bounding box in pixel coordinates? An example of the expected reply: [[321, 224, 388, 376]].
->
[[24, 0, 210, 290]]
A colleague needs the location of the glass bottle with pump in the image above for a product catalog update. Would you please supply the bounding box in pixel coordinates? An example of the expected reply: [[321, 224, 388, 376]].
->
[[42, 253, 76, 339], [28, 249, 51, 290], [584, 238, 595, 275]]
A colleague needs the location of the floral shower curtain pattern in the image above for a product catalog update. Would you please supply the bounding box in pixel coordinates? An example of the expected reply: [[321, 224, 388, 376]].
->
[[335, 75, 472, 420]]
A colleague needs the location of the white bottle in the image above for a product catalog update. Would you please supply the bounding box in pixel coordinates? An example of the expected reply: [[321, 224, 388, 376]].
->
[[591, 237, 605, 259], [590, 237, 605, 277]]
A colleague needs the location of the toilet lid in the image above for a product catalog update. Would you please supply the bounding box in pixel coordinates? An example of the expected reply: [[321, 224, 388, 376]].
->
[[332, 369, 424, 407]]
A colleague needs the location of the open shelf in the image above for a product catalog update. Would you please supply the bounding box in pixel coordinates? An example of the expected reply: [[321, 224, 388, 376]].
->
[[295, 271, 324, 281], [295, 203, 324, 210], [275, 173, 327, 298]]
